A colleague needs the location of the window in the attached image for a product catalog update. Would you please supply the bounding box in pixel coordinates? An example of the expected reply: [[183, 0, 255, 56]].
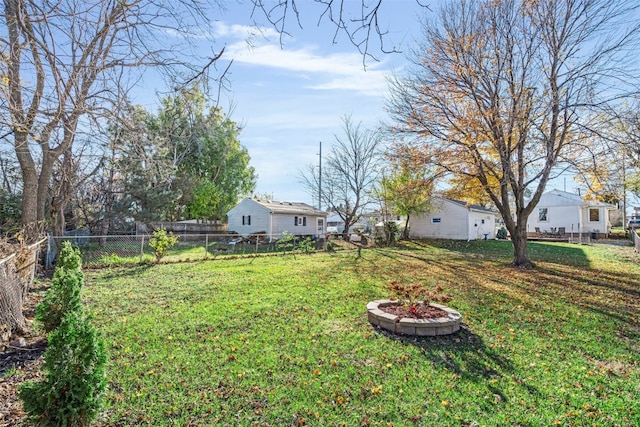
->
[[242, 215, 251, 225], [432, 218, 441, 224], [589, 208, 600, 222], [294, 216, 298, 226], [538, 208, 548, 222], [302, 217, 307, 226]]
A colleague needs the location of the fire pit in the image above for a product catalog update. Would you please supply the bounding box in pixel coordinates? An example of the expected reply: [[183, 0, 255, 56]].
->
[[367, 300, 462, 336]]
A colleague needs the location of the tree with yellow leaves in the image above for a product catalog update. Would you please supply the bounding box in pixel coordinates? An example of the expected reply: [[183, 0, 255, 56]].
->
[[388, 0, 640, 267], [379, 143, 436, 239]]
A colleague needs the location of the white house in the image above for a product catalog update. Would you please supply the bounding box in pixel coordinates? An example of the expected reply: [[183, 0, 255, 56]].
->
[[526, 189, 615, 238], [409, 197, 499, 240], [227, 198, 328, 239]]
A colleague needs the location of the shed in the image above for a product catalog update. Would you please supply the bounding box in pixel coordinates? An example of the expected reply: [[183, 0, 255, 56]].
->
[[227, 198, 327, 239], [409, 197, 499, 240], [526, 189, 614, 238]]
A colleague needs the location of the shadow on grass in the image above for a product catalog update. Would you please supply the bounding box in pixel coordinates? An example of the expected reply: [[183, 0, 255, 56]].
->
[[375, 239, 593, 268], [371, 324, 527, 396], [0, 337, 47, 377], [514, 266, 640, 330], [365, 241, 638, 310]]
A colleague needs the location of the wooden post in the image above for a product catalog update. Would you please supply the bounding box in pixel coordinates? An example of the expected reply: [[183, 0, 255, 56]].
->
[[140, 235, 145, 263]]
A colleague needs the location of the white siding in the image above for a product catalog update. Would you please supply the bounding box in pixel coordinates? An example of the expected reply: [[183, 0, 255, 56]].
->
[[581, 206, 609, 234], [409, 201, 469, 240], [469, 211, 496, 240], [228, 198, 328, 238], [227, 199, 270, 235], [525, 190, 612, 235], [528, 205, 581, 234], [409, 198, 498, 240], [271, 215, 322, 237]]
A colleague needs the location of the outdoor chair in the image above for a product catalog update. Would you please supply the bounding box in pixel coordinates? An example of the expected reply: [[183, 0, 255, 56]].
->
[[557, 227, 565, 237], [535, 227, 544, 237]]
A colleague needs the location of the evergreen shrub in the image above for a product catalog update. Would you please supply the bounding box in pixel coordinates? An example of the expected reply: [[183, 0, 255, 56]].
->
[[36, 241, 84, 333], [20, 310, 107, 427]]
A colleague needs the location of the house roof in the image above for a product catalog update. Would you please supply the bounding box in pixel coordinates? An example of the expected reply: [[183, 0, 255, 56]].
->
[[248, 199, 327, 216], [440, 197, 499, 215], [538, 189, 616, 208]]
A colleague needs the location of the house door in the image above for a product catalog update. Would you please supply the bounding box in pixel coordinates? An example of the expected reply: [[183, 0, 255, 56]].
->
[[316, 218, 325, 236]]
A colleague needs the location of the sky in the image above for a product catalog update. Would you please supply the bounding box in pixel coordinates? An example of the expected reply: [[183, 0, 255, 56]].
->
[[132, 0, 614, 210], [138, 0, 430, 207]]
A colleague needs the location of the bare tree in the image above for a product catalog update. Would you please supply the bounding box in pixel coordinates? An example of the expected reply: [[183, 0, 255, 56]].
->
[[388, 0, 640, 267], [250, 0, 429, 63], [0, 0, 218, 240], [301, 116, 382, 238]]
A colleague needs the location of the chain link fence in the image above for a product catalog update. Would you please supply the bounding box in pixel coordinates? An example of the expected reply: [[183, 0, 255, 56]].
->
[[0, 238, 46, 341], [47, 233, 328, 268]]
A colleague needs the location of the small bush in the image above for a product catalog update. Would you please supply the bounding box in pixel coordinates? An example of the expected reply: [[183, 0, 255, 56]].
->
[[276, 232, 295, 255], [298, 237, 316, 254], [149, 228, 178, 262], [378, 221, 400, 246], [36, 269, 83, 333], [20, 310, 107, 427], [36, 242, 84, 333], [56, 240, 82, 271], [496, 226, 508, 240]]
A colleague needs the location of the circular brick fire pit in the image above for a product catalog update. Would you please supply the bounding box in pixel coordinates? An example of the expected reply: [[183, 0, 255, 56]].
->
[[367, 300, 462, 336]]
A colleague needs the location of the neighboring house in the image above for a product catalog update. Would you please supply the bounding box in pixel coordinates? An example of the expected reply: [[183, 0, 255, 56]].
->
[[409, 197, 499, 240], [326, 212, 368, 233], [326, 213, 344, 232], [526, 189, 615, 238], [227, 198, 327, 239]]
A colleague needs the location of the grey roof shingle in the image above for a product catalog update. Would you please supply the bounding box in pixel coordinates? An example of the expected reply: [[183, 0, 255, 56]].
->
[[252, 199, 327, 216]]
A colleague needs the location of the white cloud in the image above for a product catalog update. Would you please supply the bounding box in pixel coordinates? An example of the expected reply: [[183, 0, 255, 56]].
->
[[213, 22, 281, 44], [216, 24, 391, 97], [308, 73, 390, 96], [210, 19, 401, 202]]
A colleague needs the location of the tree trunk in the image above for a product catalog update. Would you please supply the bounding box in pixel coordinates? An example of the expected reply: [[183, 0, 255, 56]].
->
[[402, 216, 410, 240], [342, 219, 351, 240], [15, 133, 40, 241], [37, 152, 58, 224], [511, 222, 534, 268]]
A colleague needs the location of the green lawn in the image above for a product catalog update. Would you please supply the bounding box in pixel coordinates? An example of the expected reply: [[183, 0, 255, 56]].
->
[[82, 240, 639, 426]]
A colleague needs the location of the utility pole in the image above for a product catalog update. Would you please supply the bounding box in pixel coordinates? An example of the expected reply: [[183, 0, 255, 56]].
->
[[318, 141, 322, 210], [623, 152, 627, 236]]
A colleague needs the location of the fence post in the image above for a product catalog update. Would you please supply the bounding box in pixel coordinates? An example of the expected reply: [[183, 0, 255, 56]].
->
[[46, 235, 52, 269], [140, 235, 145, 263], [205, 234, 209, 259]]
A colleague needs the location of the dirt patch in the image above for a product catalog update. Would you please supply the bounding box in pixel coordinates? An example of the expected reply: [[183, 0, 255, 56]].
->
[[378, 301, 449, 320], [0, 282, 47, 426]]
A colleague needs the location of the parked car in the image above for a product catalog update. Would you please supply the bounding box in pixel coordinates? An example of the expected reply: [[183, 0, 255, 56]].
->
[[626, 218, 640, 229]]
